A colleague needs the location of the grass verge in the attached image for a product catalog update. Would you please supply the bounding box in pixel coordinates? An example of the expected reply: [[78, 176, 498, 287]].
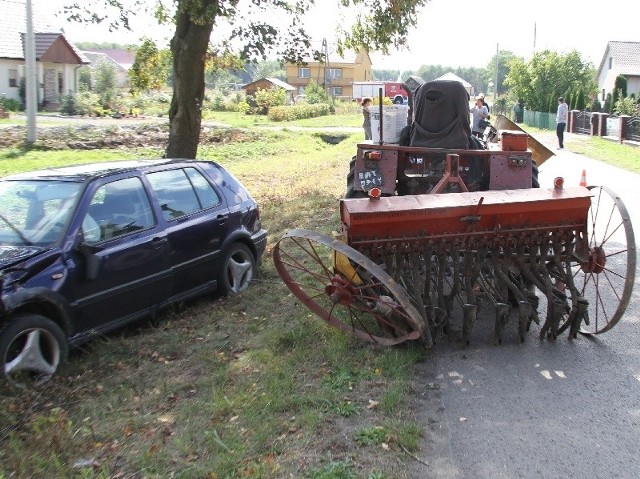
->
[[0, 127, 427, 479]]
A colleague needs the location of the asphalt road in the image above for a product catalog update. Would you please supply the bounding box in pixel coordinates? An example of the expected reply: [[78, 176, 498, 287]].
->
[[409, 133, 640, 479]]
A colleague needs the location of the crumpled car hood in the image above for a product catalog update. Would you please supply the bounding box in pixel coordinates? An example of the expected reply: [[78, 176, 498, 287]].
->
[[0, 245, 44, 270]]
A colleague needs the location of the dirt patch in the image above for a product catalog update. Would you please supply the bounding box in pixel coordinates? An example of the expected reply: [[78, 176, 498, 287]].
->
[[0, 122, 261, 150]]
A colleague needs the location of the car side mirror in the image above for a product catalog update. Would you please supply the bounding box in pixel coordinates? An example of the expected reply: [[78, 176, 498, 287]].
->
[[76, 242, 103, 281]]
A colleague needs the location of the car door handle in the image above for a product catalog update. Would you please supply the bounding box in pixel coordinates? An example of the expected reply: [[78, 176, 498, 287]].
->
[[151, 236, 168, 248], [216, 213, 229, 223]]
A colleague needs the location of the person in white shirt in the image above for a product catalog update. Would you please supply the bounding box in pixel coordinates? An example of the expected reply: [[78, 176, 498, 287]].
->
[[470, 95, 489, 138], [556, 96, 568, 149]]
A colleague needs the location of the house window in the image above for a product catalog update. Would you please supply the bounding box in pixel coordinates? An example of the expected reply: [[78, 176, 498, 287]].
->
[[609, 57, 612, 69], [332, 87, 343, 96], [327, 68, 343, 79], [8, 69, 18, 88], [58, 72, 63, 95], [298, 67, 310, 78]]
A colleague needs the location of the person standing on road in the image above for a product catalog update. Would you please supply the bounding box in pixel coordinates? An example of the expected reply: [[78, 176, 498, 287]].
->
[[470, 95, 489, 138], [362, 98, 373, 141], [556, 96, 568, 149]]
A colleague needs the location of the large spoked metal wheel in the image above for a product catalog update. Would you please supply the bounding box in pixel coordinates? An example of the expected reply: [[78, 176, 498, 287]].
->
[[0, 314, 68, 389], [273, 229, 431, 346], [570, 185, 636, 334]]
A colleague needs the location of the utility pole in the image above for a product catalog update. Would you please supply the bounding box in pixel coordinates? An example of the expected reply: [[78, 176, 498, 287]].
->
[[494, 43, 499, 102], [320, 38, 327, 89], [25, 0, 37, 144]]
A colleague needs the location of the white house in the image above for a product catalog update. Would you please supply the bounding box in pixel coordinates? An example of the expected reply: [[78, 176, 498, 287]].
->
[[434, 72, 474, 97], [596, 41, 640, 103], [0, 0, 89, 108], [82, 50, 135, 88]]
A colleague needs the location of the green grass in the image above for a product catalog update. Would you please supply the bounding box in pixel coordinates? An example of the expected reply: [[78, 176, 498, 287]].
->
[[0, 124, 424, 479], [568, 136, 640, 172]]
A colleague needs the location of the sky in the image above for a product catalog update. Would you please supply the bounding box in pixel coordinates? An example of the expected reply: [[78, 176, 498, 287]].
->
[[33, 0, 640, 71]]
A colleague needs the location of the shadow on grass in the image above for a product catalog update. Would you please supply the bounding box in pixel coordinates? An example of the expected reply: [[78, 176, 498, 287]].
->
[[0, 144, 49, 160]]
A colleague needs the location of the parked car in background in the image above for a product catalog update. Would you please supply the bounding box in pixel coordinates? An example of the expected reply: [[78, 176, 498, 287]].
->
[[0, 159, 267, 389]]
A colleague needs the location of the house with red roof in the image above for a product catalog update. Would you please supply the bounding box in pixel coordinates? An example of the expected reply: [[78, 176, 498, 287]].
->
[[0, 0, 89, 108]]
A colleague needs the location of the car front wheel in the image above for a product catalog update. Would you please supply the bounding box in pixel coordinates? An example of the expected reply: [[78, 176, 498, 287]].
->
[[0, 314, 68, 389], [218, 243, 256, 294]]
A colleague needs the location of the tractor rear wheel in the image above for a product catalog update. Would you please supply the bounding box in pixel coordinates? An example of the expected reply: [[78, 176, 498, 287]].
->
[[346, 156, 367, 198]]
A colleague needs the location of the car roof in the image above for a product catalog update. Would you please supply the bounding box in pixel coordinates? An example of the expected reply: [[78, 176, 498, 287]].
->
[[2, 159, 212, 182]]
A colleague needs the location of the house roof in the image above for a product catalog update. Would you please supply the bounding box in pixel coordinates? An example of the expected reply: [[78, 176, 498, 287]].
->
[[243, 77, 295, 91], [83, 49, 136, 69], [597, 41, 640, 76], [0, 0, 88, 63], [434, 72, 472, 88], [82, 51, 127, 72]]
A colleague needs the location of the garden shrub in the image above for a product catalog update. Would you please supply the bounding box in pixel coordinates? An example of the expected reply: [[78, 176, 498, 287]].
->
[[254, 87, 287, 114], [267, 103, 331, 121], [0, 96, 21, 112]]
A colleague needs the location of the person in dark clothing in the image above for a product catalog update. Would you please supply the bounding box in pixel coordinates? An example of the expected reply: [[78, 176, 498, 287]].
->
[[362, 97, 372, 141]]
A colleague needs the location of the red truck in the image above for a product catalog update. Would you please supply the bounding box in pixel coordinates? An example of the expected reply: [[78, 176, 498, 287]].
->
[[352, 81, 409, 104]]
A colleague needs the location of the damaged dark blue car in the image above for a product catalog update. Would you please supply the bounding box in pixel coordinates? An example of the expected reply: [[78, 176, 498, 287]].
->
[[0, 159, 267, 388]]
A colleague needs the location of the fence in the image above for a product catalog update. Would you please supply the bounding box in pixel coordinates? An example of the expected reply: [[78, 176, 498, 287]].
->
[[523, 110, 556, 130], [626, 116, 640, 142], [521, 110, 639, 144]]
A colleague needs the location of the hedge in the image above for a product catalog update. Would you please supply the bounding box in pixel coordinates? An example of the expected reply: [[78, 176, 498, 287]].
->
[[267, 103, 331, 121]]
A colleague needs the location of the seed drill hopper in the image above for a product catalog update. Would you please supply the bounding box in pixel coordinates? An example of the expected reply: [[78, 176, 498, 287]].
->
[[273, 80, 635, 347]]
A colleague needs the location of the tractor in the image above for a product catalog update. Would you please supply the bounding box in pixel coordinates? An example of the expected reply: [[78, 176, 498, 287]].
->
[[273, 80, 635, 347]]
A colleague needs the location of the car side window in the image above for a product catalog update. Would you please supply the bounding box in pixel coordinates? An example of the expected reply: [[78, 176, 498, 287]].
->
[[83, 177, 155, 243], [185, 167, 220, 209], [147, 168, 220, 221]]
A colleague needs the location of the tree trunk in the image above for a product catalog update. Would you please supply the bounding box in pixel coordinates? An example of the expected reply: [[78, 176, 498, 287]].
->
[[165, 11, 214, 159]]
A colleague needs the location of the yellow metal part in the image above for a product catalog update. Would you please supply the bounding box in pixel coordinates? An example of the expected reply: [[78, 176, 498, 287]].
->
[[333, 250, 363, 285]]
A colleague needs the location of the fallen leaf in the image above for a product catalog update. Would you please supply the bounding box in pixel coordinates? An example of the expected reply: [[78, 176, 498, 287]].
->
[[367, 400, 379, 410]]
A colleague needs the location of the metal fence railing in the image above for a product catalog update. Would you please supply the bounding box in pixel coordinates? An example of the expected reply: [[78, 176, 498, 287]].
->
[[523, 110, 556, 130], [626, 116, 640, 142]]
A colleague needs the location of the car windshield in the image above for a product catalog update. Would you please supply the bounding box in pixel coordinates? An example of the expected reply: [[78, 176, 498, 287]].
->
[[0, 179, 84, 247]]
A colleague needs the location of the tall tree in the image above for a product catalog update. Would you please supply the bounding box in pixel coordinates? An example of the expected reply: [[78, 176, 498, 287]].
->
[[373, 69, 401, 81], [129, 38, 171, 92], [484, 50, 518, 96], [504, 50, 596, 113], [64, 0, 430, 158]]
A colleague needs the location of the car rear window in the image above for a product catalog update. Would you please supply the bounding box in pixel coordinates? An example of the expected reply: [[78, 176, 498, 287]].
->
[[146, 167, 221, 221]]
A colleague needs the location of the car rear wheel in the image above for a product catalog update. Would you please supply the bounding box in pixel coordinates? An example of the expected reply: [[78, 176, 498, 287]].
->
[[218, 243, 256, 294], [0, 314, 67, 389]]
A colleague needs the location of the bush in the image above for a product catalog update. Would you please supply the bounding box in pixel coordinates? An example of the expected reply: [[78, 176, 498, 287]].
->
[[603, 93, 612, 113], [237, 101, 250, 113], [589, 99, 602, 112], [75, 91, 102, 116], [254, 87, 287, 114], [0, 95, 21, 112], [304, 81, 330, 104], [60, 93, 78, 115], [267, 103, 331, 121], [614, 95, 638, 116]]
